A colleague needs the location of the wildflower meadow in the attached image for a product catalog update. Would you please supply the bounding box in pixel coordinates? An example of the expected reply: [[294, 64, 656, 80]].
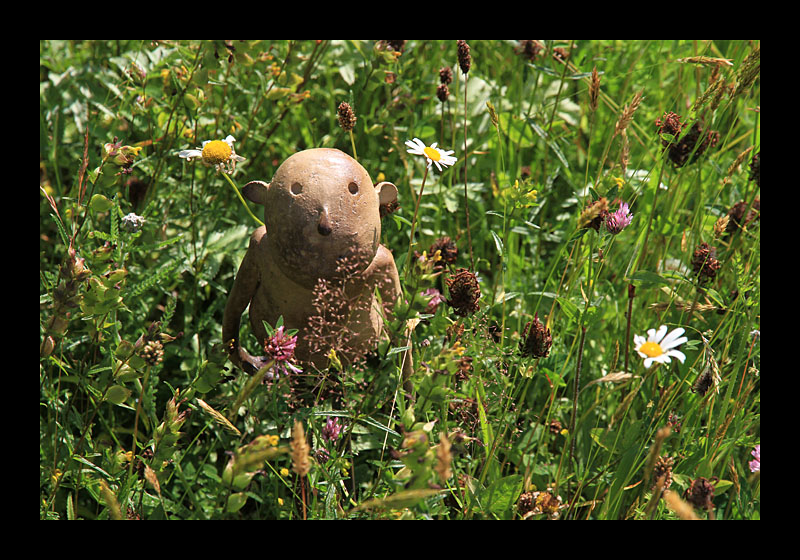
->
[[40, 40, 760, 520]]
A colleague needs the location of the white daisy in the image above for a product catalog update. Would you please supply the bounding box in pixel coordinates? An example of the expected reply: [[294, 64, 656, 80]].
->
[[178, 135, 245, 174], [634, 325, 688, 369], [405, 137, 457, 172]]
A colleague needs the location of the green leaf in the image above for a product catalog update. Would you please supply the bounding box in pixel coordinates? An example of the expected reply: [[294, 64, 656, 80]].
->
[[490, 230, 505, 257], [105, 384, 132, 405], [482, 474, 523, 516], [90, 193, 113, 212], [498, 113, 535, 148], [226, 492, 248, 513]]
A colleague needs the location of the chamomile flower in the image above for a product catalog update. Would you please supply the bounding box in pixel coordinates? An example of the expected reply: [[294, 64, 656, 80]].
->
[[178, 135, 245, 174], [634, 325, 688, 369], [405, 138, 457, 172]]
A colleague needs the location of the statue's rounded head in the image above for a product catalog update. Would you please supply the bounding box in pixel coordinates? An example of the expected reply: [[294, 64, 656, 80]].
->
[[243, 148, 397, 288]]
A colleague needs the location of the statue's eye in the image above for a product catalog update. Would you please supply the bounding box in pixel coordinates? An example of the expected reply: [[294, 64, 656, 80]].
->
[[348, 182, 359, 195], [291, 182, 304, 195]]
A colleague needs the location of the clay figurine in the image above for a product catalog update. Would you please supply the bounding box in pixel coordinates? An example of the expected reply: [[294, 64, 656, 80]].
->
[[223, 148, 409, 380]]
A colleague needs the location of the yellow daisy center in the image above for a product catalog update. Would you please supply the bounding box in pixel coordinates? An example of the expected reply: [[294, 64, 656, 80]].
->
[[423, 146, 441, 161], [639, 341, 664, 358], [202, 140, 232, 164]]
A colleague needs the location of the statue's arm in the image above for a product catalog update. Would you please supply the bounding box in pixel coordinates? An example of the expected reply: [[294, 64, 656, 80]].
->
[[222, 227, 269, 375], [373, 245, 414, 393]]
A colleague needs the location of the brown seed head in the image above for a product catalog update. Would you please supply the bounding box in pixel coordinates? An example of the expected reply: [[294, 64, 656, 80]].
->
[[436, 83, 450, 103], [684, 476, 717, 512], [439, 66, 453, 85], [446, 268, 480, 316], [519, 313, 552, 359], [337, 102, 357, 132], [589, 66, 600, 112], [457, 40, 471, 74], [691, 242, 722, 285]]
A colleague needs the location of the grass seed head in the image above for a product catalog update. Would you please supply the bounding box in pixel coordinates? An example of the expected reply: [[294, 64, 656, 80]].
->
[[457, 40, 471, 74], [291, 420, 311, 477], [337, 102, 357, 132], [589, 66, 600, 112]]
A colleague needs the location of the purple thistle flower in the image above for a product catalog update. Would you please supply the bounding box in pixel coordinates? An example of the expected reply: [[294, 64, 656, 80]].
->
[[749, 444, 760, 473], [262, 326, 302, 381], [265, 326, 297, 362], [605, 202, 633, 234], [322, 417, 343, 442]]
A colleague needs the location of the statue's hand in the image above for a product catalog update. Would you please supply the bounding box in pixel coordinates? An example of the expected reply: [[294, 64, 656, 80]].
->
[[227, 342, 270, 376]]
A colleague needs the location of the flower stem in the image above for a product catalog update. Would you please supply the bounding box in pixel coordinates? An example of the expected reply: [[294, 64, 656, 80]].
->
[[463, 74, 475, 270], [624, 283, 635, 373], [222, 172, 264, 227], [349, 129, 358, 162], [406, 166, 429, 268], [569, 325, 587, 469]]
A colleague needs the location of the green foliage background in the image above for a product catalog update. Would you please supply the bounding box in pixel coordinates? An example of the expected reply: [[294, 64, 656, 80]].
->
[[40, 40, 759, 520]]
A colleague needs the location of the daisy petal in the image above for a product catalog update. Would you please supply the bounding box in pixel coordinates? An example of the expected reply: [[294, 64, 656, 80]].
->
[[666, 349, 686, 364], [660, 327, 686, 349], [653, 325, 668, 343], [178, 149, 203, 160]]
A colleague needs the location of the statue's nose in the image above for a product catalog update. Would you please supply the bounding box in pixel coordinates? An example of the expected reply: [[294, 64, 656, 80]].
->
[[317, 207, 332, 236]]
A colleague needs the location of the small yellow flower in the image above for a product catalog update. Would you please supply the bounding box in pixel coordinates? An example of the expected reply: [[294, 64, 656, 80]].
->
[[280, 468, 289, 477], [178, 135, 245, 174], [405, 137, 456, 172]]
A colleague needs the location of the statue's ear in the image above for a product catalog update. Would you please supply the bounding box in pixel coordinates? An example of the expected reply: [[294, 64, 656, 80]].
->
[[243, 180, 269, 205], [375, 181, 398, 207]]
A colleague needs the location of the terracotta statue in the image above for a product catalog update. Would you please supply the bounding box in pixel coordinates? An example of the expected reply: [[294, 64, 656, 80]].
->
[[223, 148, 409, 381]]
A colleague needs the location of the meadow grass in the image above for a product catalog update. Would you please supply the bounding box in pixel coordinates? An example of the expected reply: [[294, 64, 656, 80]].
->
[[40, 40, 760, 520]]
